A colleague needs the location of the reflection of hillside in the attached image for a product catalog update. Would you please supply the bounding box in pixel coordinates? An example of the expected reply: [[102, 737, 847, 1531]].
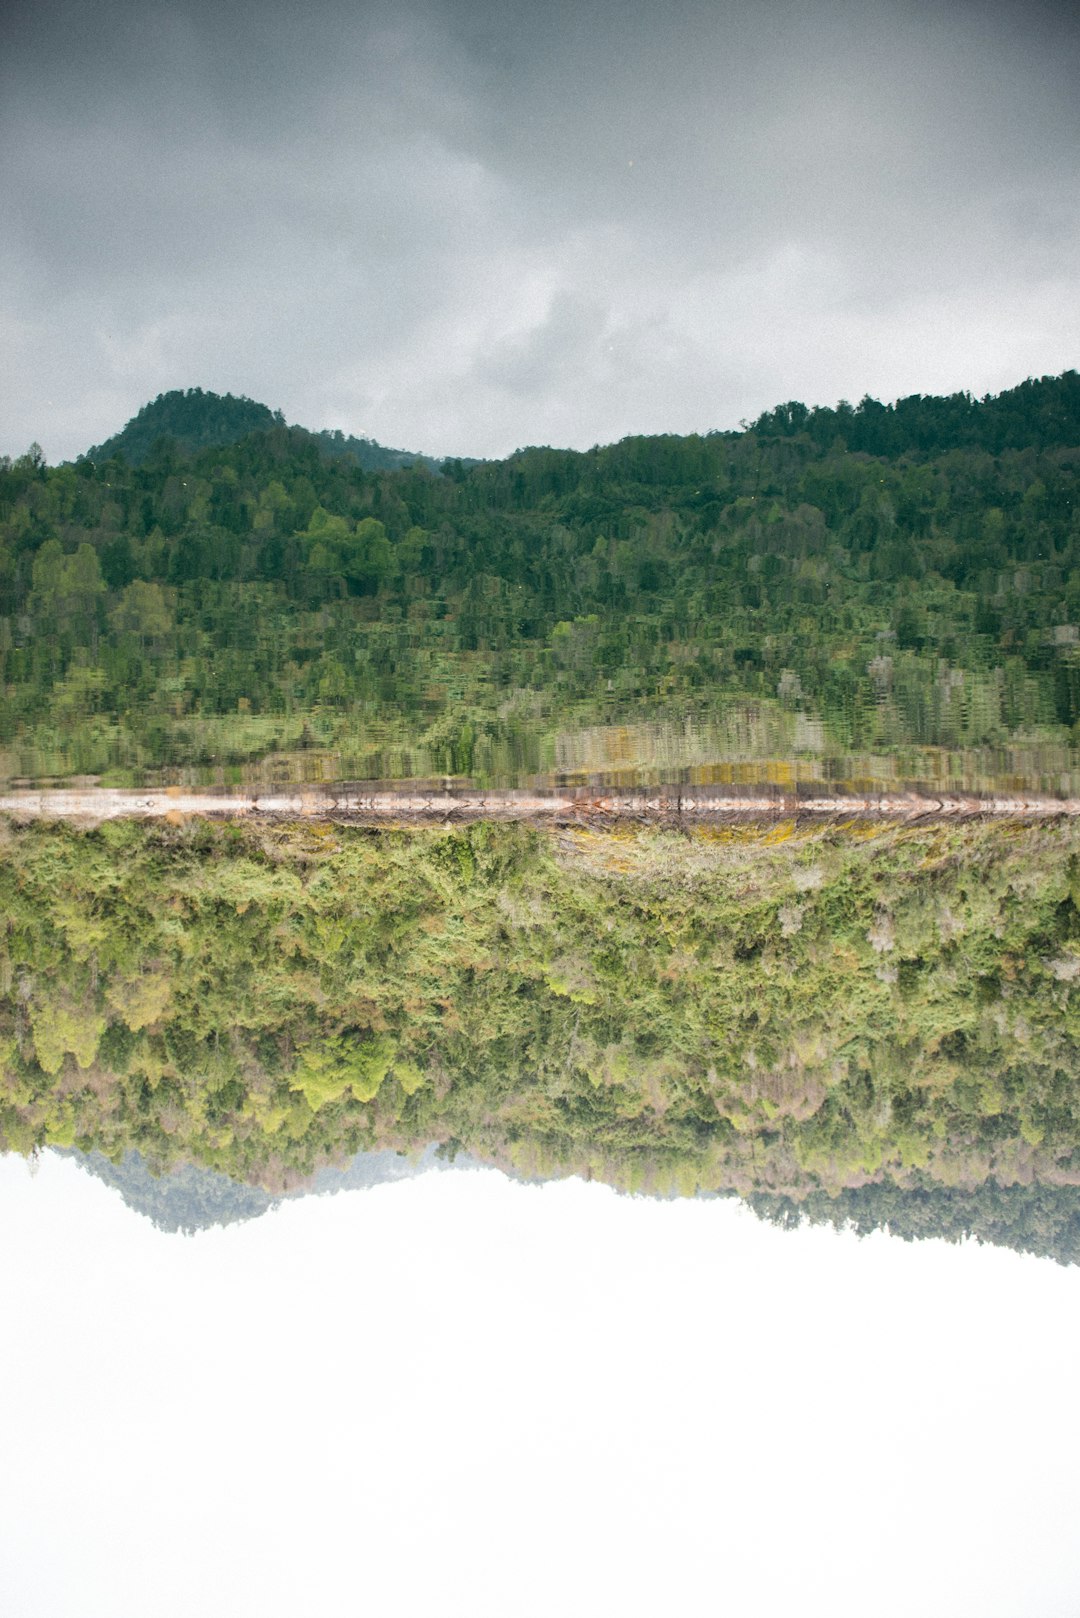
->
[[66, 1148, 279, 1232], [57, 1145, 1080, 1264], [746, 1181, 1080, 1267], [4, 817, 1080, 1259], [62, 1142, 473, 1234]]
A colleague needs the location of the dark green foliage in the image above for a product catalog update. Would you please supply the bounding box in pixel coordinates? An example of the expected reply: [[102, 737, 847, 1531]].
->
[[2, 371, 1078, 786], [313, 427, 452, 475], [752, 371, 1080, 457], [82, 387, 448, 474], [85, 389, 284, 466]]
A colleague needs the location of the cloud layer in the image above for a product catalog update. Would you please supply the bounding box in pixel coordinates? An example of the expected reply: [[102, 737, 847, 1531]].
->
[[2, 0, 1078, 460]]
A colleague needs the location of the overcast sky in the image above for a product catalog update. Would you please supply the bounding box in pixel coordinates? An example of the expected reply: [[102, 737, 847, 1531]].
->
[[2, 0, 1079, 462]]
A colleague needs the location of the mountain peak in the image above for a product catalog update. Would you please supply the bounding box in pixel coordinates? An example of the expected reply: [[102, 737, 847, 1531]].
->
[[83, 386, 452, 473], [85, 388, 283, 466]]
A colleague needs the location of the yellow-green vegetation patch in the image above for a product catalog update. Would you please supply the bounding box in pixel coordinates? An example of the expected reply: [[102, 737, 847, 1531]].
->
[[1, 815, 1079, 1211]]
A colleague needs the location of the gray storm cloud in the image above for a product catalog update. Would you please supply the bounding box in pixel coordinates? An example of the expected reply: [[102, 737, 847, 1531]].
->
[[1, 0, 1078, 461]]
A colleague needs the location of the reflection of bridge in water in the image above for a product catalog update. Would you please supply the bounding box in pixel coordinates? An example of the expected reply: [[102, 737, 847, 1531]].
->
[[3, 784, 1080, 824]]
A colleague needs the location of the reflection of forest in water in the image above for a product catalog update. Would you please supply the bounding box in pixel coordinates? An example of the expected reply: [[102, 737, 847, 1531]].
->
[[60, 1143, 1080, 1265], [4, 811, 1080, 1262]]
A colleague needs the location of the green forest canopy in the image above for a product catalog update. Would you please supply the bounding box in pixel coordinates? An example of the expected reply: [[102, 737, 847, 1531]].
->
[[1, 371, 1078, 784], [83, 387, 448, 473]]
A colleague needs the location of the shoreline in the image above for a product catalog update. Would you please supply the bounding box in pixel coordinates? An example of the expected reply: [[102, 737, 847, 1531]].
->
[[3, 784, 1080, 825]]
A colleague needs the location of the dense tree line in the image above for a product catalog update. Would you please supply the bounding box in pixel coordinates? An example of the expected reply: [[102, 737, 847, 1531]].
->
[[751, 371, 1080, 458], [1, 373, 1078, 784]]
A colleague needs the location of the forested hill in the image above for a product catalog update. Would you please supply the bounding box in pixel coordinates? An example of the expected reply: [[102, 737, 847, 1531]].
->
[[2, 370, 1078, 786], [85, 389, 283, 466], [84, 387, 446, 474], [750, 370, 1080, 457]]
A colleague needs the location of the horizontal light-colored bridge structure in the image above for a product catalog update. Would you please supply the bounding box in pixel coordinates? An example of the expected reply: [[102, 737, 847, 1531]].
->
[[2, 786, 1080, 824]]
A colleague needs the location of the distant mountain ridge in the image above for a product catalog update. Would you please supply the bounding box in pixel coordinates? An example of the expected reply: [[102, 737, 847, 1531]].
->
[[83, 386, 454, 473], [80, 372, 1080, 478]]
